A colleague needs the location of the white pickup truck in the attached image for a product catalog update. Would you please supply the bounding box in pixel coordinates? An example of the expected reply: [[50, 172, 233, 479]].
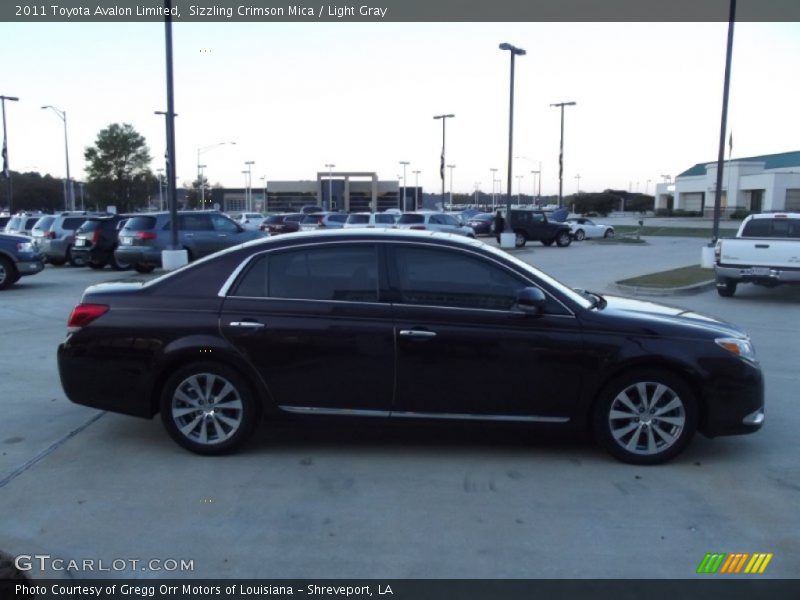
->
[[714, 213, 800, 297]]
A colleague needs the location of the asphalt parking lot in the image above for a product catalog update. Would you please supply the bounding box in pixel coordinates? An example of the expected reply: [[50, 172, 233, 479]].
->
[[1, 235, 799, 579]]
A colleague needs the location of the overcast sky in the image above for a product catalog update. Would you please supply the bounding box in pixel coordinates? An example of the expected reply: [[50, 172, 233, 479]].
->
[[1, 21, 799, 196]]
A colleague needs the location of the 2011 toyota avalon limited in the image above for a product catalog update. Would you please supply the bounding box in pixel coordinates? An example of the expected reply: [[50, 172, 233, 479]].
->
[[57, 230, 764, 464]]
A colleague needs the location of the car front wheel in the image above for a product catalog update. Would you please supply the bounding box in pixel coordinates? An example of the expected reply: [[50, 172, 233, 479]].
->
[[514, 231, 527, 247], [556, 231, 572, 247], [0, 256, 18, 290], [604, 228, 615, 238], [160, 362, 260, 455], [592, 370, 697, 465]]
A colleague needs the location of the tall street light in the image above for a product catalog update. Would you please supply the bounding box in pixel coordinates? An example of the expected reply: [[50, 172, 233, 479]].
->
[[154, 110, 178, 214], [197, 141, 235, 209], [156, 168, 164, 210], [399, 161, 409, 210], [244, 160, 255, 211], [490, 167, 498, 210], [575, 173, 581, 193], [516, 175, 524, 202], [260, 175, 267, 212], [447, 164, 456, 207], [499, 42, 526, 247], [324, 163, 335, 210], [433, 113, 455, 210], [550, 101, 577, 209], [42, 105, 74, 211], [1, 95, 19, 213], [412, 170, 421, 209], [530, 170, 540, 206]]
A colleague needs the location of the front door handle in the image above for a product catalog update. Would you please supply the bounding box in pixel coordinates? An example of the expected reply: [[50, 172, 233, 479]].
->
[[230, 321, 265, 329], [399, 329, 436, 339]]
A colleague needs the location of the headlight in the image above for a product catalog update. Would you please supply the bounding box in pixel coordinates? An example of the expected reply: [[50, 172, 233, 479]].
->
[[16, 242, 34, 253], [716, 337, 757, 362]]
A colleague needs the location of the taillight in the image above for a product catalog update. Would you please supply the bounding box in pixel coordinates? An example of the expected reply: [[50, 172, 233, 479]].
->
[[135, 231, 157, 240], [92, 230, 101, 244], [714, 240, 722, 263], [45, 231, 56, 239], [318, 216, 326, 228], [67, 304, 109, 330], [410, 225, 427, 230]]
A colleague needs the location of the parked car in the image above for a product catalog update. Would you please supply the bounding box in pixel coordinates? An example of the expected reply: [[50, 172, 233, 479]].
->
[[343, 212, 398, 228], [0, 232, 45, 290], [565, 217, 615, 241], [235, 212, 268, 231], [114, 211, 263, 273], [260, 213, 303, 235], [507, 209, 572, 248], [72, 214, 133, 270], [299, 212, 349, 231], [4, 213, 46, 237], [58, 229, 763, 463], [467, 212, 495, 236], [30, 211, 103, 266], [395, 211, 476, 238], [0, 216, 11, 230], [714, 212, 800, 297]]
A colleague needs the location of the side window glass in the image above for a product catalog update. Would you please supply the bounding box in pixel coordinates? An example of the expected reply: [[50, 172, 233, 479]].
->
[[231, 255, 268, 297], [393, 246, 525, 311], [268, 245, 379, 302], [211, 214, 239, 232], [180, 215, 213, 231]]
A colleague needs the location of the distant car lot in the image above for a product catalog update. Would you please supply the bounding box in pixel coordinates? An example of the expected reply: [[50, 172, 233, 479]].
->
[[1, 235, 799, 578]]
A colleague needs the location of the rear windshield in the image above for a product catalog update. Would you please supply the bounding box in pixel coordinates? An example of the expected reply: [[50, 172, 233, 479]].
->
[[301, 214, 324, 224], [77, 220, 102, 233], [265, 215, 285, 224], [62, 217, 88, 230], [348, 214, 370, 224], [24, 217, 41, 229], [124, 216, 157, 231], [32, 216, 55, 230], [6, 217, 22, 229], [741, 217, 800, 238], [397, 214, 425, 224], [328, 214, 348, 223], [375, 214, 396, 224], [284, 214, 304, 222]]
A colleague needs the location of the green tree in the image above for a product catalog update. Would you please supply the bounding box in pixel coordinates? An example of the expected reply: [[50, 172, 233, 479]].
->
[[183, 175, 212, 209], [84, 123, 153, 212]]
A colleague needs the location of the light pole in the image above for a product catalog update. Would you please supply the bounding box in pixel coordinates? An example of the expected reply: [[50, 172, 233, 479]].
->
[[399, 161, 409, 210], [490, 168, 498, 210], [516, 175, 523, 203], [646, 179, 652, 195], [41, 105, 74, 211], [474, 182, 481, 204], [499, 42, 526, 247], [575, 173, 581, 193], [260, 176, 267, 212], [1, 95, 19, 213], [661, 174, 672, 183], [447, 164, 455, 207], [412, 170, 421, 209], [550, 101, 577, 208], [244, 161, 255, 211], [324, 163, 335, 210], [197, 141, 235, 209], [156, 168, 164, 210], [530, 170, 540, 206], [433, 113, 455, 209], [241, 171, 249, 211]]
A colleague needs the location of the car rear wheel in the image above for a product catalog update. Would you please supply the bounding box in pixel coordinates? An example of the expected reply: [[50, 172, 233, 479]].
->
[[160, 362, 260, 455], [716, 278, 737, 297], [604, 229, 615, 238], [134, 263, 155, 274], [556, 231, 572, 247], [0, 257, 18, 290], [574, 229, 586, 241], [592, 370, 697, 465], [110, 252, 132, 271]]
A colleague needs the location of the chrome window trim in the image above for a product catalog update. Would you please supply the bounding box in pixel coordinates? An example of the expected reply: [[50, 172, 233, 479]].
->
[[278, 405, 569, 423]]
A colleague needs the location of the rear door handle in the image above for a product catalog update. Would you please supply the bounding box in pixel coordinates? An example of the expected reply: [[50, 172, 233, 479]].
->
[[230, 321, 265, 329], [399, 329, 436, 339]]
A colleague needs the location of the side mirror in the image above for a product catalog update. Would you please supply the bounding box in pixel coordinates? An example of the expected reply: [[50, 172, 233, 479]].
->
[[515, 286, 547, 315]]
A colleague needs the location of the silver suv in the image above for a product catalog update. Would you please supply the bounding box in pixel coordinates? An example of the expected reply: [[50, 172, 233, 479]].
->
[[395, 211, 476, 238], [4, 213, 46, 237], [114, 211, 264, 273], [30, 211, 104, 266]]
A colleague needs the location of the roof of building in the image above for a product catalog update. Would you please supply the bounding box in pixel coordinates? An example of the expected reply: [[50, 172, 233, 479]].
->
[[678, 150, 800, 178]]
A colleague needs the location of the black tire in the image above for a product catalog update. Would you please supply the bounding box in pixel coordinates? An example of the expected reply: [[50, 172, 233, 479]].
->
[[555, 231, 572, 247], [514, 231, 527, 248], [0, 256, 18, 290], [574, 229, 586, 241], [592, 369, 697, 465], [160, 362, 260, 455], [88, 259, 107, 270], [716, 278, 737, 297], [604, 228, 615, 238], [134, 263, 155, 274], [541, 239, 555, 247], [48, 256, 66, 266], [67, 247, 87, 267], [110, 251, 132, 271]]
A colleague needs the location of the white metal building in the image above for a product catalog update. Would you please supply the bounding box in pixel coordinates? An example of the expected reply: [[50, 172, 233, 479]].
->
[[655, 150, 800, 216]]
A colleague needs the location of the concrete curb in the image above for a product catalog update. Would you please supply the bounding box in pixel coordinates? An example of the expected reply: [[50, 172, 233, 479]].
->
[[612, 279, 716, 297]]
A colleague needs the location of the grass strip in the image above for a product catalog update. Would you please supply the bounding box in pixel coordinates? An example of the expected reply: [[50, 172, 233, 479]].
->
[[617, 265, 714, 288], [614, 225, 737, 238]]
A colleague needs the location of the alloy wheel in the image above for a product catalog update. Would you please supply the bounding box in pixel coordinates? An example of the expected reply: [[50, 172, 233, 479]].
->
[[170, 373, 244, 445]]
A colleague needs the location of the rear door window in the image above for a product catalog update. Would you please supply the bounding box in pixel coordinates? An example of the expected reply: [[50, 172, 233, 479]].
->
[[179, 214, 213, 231], [62, 217, 87, 230], [211, 214, 239, 232]]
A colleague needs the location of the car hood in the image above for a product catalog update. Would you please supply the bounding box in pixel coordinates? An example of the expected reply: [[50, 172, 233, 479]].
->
[[596, 294, 745, 339]]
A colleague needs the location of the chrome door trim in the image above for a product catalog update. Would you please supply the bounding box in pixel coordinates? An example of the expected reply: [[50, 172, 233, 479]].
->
[[277, 405, 569, 424]]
